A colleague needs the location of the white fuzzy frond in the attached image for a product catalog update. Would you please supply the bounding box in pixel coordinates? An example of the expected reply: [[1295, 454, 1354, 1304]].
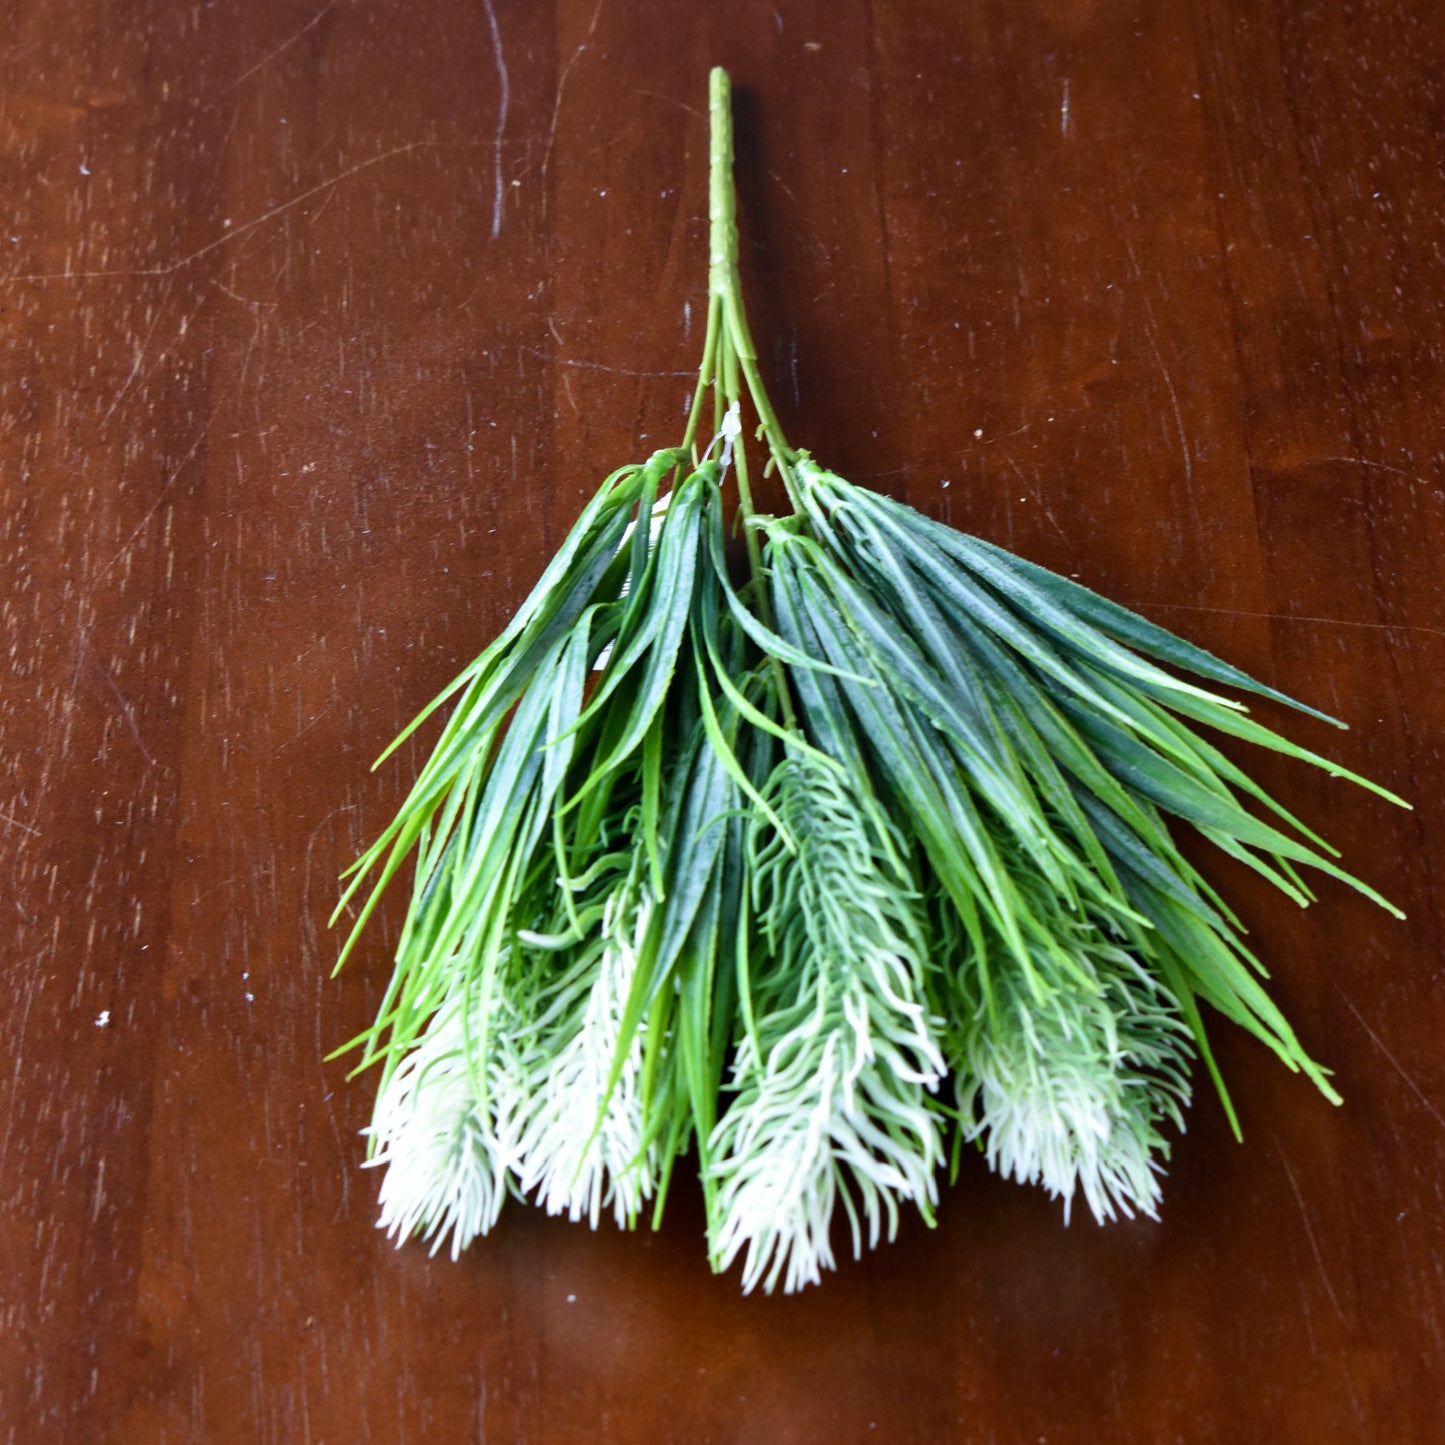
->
[[708, 755, 947, 1293], [957, 942, 1192, 1224], [513, 879, 660, 1229], [365, 993, 516, 1260]]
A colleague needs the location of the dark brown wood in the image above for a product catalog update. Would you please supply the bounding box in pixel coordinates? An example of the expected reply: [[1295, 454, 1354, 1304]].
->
[[4, 2, 1442, 1440]]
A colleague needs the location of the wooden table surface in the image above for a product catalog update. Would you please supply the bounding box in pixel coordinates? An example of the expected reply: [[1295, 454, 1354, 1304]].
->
[[4, 2, 1443, 1441]]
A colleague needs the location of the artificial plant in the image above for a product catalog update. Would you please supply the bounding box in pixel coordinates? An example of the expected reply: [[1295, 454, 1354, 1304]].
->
[[332, 68, 1404, 1294]]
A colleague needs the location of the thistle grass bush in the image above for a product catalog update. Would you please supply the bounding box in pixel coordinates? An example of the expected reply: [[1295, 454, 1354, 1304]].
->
[[333, 69, 1405, 1291]]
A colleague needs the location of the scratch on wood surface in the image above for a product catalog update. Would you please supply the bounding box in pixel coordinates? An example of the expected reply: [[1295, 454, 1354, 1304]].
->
[[1319, 456, 1442, 492], [631, 88, 705, 123], [89, 1156, 106, 1224], [1276, 1140, 1347, 1329], [277, 706, 332, 753], [766, 168, 800, 208], [0, 811, 40, 838], [96, 297, 167, 431], [999, 447, 1069, 547], [1140, 296, 1198, 531], [223, 2, 339, 93], [0, 967, 44, 1170], [481, 0, 510, 238], [90, 430, 206, 588], [1333, 981, 1445, 1129], [94, 659, 155, 766], [97, 283, 210, 433], [1137, 600, 1445, 644], [520, 344, 692, 380], [561, 356, 693, 378], [4, 143, 443, 284], [539, 0, 607, 197]]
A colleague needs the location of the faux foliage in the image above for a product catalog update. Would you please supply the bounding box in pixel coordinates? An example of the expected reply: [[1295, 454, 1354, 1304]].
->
[[332, 69, 1405, 1292]]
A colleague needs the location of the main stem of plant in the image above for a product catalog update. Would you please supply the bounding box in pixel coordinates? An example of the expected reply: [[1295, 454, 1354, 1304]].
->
[[680, 66, 799, 726], [685, 73, 806, 484]]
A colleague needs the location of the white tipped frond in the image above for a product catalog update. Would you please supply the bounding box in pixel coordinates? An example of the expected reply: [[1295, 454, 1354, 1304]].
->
[[513, 875, 660, 1229], [956, 938, 1193, 1224], [365, 991, 516, 1260], [708, 755, 947, 1293]]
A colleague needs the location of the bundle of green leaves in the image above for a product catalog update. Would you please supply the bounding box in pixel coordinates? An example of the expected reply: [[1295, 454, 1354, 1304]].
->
[[332, 69, 1404, 1293]]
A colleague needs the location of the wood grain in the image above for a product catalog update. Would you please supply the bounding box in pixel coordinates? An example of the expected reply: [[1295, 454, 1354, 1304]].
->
[[2, 2, 1441, 1440]]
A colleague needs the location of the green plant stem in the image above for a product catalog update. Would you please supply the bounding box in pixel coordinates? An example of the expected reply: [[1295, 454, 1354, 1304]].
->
[[687, 66, 799, 733], [706, 68, 800, 502], [679, 293, 721, 455]]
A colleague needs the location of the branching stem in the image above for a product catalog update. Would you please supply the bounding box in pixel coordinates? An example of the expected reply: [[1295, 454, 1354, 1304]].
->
[[704, 68, 799, 504], [693, 67, 799, 730]]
